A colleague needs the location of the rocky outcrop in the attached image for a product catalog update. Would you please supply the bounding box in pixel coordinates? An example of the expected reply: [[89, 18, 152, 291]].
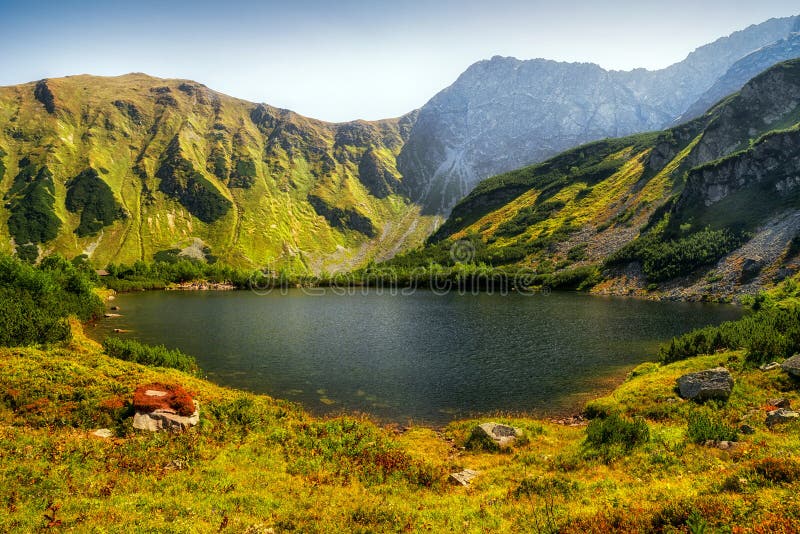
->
[[677, 368, 734, 402], [679, 33, 800, 123], [399, 16, 799, 213]]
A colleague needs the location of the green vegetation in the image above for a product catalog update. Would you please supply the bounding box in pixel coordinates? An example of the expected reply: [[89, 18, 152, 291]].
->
[[229, 157, 257, 188], [659, 305, 800, 365], [4, 159, 61, 254], [607, 227, 742, 282], [103, 259, 256, 291], [65, 169, 126, 236], [584, 413, 650, 460], [103, 337, 198, 374], [687, 409, 739, 444], [156, 136, 233, 223], [0, 253, 103, 346]]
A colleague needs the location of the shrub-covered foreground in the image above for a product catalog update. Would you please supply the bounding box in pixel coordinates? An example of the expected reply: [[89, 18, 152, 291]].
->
[[2, 313, 800, 531], [0, 253, 104, 346]]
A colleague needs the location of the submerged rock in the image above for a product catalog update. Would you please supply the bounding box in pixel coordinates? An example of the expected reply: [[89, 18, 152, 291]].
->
[[676, 367, 734, 402]]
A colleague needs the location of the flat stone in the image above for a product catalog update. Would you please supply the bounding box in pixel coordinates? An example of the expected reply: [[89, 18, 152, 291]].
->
[[133, 401, 199, 432], [760, 362, 781, 372], [104, 313, 121, 318], [676, 367, 734, 402], [766, 408, 800, 427], [144, 390, 168, 397], [473, 422, 521, 448], [91, 428, 114, 439], [449, 469, 479, 487], [781, 355, 800, 378]]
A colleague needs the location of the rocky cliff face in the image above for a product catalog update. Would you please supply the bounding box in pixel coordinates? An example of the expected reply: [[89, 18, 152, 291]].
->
[[399, 15, 800, 214], [679, 33, 800, 123]]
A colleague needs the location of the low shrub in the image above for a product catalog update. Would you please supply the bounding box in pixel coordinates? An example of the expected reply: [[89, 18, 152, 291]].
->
[[584, 413, 649, 460], [103, 337, 199, 374], [686, 410, 738, 444], [751, 457, 800, 484]]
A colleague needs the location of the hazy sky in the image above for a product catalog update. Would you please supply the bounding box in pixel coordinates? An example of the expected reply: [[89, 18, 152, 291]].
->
[[1, 1, 798, 122]]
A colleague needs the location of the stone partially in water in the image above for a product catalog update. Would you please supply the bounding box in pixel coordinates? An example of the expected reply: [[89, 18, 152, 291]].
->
[[676, 367, 734, 402]]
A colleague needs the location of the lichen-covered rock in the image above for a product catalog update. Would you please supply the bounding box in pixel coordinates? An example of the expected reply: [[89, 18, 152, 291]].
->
[[766, 408, 800, 427], [676, 367, 734, 402], [133, 400, 200, 432], [467, 422, 521, 450], [781, 354, 800, 378]]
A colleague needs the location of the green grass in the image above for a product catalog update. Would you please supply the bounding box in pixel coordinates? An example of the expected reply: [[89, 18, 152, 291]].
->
[[103, 337, 198, 374]]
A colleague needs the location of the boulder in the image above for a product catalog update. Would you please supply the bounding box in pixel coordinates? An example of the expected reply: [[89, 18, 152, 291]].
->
[[676, 367, 734, 402], [133, 400, 200, 432], [740, 257, 764, 282], [469, 422, 521, 449], [766, 408, 800, 427], [449, 469, 479, 487], [780, 354, 800, 378], [132, 383, 199, 432]]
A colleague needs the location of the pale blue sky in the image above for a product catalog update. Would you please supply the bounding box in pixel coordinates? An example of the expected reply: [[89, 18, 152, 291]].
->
[[0, 1, 798, 121]]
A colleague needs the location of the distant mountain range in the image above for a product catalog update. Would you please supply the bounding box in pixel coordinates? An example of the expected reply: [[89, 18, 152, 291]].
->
[[400, 15, 800, 213], [430, 58, 800, 299], [0, 14, 798, 270]]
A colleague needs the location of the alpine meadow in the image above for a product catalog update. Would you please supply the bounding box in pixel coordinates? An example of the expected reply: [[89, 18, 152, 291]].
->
[[4, 3, 800, 532]]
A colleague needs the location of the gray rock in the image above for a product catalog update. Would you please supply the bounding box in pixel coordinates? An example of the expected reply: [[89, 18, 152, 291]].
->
[[133, 400, 200, 432], [676, 367, 734, 402], [740, 257, 764, 282], [766, 408, 800, 427], [472, 422, 521, 448], [449, 469, 479, 487], [91, 428, 114, 439], [760, 362, 782, 372], [739, 424, 756, 435], [768, 398, 791, 409], [781, 354, 800, 377]]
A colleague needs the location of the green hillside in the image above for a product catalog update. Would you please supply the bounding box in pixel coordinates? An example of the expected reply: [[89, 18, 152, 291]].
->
[[0, 74, 437, 271], [423, 59, 800, 299]]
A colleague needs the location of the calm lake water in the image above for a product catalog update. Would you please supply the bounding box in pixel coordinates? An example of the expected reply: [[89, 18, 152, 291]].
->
[[91, 290, 743, 425]]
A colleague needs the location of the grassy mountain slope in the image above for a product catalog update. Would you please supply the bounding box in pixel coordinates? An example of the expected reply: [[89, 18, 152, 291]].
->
[[424, 59, 800, 299], [0, 74, 436, 271]]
